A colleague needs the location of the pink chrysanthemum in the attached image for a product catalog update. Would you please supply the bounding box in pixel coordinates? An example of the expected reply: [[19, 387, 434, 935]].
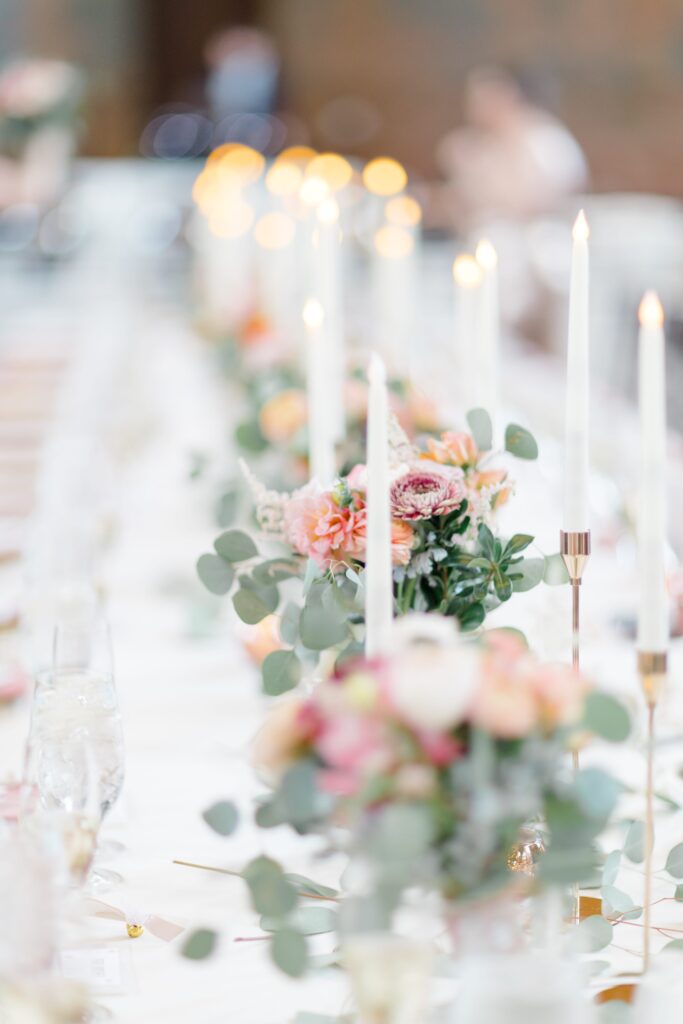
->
[[390, 465, 465, 521]]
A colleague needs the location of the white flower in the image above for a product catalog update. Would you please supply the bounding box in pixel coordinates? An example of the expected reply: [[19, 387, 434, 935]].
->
[[387, 617, 480, 732]]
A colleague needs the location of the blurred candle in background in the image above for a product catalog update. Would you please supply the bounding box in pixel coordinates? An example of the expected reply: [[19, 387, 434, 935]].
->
[[452, 254, 482, 407], [315, 197, 346, 441], [365, 353, 393, 657], [254, 211, 297, 343], [372, 215, 418, 379], [475, 238, 500, 428], [637, 291, 669, 652], [303, 298, 335, 485], [563, 210, 590, 532]]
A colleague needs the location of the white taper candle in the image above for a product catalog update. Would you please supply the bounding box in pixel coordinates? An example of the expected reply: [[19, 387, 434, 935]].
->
[[365, 353, 393, 657], [303, 298, 336, 486], [637, 291, 669, 652], [563, 210, 590, 532]]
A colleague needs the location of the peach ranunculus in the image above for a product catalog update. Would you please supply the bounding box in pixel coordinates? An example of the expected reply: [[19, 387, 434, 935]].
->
[[469, 468, 512, 509], [529, 662, 586, 732], [344, 503, 415, 567], [258, 389, 307, 444], [424, 431, 479, 469], [284, 485, 355, 569]]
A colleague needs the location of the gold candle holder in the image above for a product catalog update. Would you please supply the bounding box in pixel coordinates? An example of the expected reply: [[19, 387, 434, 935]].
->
[[638, 649, 667, 973], [560, 530, 591, 925]]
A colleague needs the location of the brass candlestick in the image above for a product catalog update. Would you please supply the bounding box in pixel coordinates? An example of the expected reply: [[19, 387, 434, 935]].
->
[[638, 650, 667, 973], [560, 530, 591, 769], [560, 530, 591, 924]]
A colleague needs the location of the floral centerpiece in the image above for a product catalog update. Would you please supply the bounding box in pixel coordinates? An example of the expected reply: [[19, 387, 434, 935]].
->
[[197, 410, 553, 693], [183, 617, 629, 977]]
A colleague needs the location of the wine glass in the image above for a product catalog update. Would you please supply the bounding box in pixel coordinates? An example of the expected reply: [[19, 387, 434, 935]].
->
[[29, 613, 125, 891]]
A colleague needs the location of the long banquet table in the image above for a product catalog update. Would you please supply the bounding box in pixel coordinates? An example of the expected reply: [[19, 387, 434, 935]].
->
[[1, 161, 683, 1022]]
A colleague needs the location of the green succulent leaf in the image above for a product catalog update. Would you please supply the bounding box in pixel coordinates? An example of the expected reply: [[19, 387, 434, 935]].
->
[[262, 649, 302, 696], [504, 423, 538, 460], [271, 928, 308, 977], [214, 529, 258, 562], [202, 800, 239, 836], [182, 928, 218, 960], [196, 554, 235, 595], [505, 534, 534, 556], [582, 692, 631, 743], [466, 407, 493, 451]]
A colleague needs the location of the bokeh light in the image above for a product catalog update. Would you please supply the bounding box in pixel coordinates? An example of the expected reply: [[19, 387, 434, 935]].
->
[[363, 157, 407, 196]]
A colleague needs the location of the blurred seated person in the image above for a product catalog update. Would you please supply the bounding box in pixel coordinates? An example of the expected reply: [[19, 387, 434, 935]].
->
[[435, 67, 588, 233], [204, 27, 280, 123]]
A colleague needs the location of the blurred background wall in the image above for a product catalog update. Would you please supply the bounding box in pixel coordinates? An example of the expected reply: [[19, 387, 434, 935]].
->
[[4, 0, 683, 193]]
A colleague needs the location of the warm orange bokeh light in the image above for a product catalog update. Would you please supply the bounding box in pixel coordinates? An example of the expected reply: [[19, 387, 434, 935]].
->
[[374, 224, 414, 259], [385, 195, 422, 228], [265, 160, 303, 197], [254, 211, 296, 250], [363, 157, 408, 197], [305, 153, 353, 192]]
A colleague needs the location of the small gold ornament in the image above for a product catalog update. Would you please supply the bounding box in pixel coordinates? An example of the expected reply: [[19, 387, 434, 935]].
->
[[126, 923, 144, 938], [507, 829, 545, 875]]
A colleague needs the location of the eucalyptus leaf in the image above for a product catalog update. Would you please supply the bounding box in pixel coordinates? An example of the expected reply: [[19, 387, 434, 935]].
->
[[675, 884, 683, 902], [196, 554, 234, 595], [233, 588, 271, 625], [262, 906, 337, 936], [576, 768, 621, 821], [262, 649, 302, 696], [504, 423, 538, 460], [510, 557, 545, 593], [253, 558, 300, 585], [271, 928, 308, 977], [664, 939, 683, 952], [543, 552, 570, 585], [466, 408, 493, 451], [202, 800, 239, 836], [583, 692, 631, 743], [280, 602, 301, 645], [243, 856, 298, 917], [665, 843, 683, 878], [283, 874, 339, 900], [601, 885, 637, 915], [300, 603, 348, 651], [623, 821, 646, 864], [182, 928, 218, 960], [568, 914, 612, 954], [214, 529, 258, 563], [602, 850, 622, 887], [303, 558, 322, 595]]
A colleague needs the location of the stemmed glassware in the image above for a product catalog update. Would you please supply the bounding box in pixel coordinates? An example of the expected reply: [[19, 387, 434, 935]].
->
[[25, 612, 125, 892]]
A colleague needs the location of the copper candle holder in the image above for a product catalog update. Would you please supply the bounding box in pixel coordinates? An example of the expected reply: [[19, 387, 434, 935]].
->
[[638, 650, 667, 973]]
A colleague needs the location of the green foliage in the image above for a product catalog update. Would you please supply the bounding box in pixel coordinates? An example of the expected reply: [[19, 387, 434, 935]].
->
[[568, 914, 613, 954], [504, 423, 538, 459], [271, 928, 308, 977], [196, 554, 234, 595], [243, 856, 298, 917], [666, 843, 683, 878], [262, 649, 302, 695], [543, 553, 570, 585], [233, 587, 273, 625], [214, 529, 258, 562], [623, 821, 646, 864], [235, 419, 268, 453], [181, 929, 218, 959], [466, 408, 492, 451], [582, 693, 631, 743], [299, 598, 349, 650], [202, 800, 239, 836]]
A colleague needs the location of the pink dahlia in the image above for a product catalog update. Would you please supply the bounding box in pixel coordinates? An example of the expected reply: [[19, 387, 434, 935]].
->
[[390, 465, 465, 521]]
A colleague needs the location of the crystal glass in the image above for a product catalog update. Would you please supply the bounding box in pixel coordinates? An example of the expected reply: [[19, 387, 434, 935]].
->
[[27, 615, 124, 890]]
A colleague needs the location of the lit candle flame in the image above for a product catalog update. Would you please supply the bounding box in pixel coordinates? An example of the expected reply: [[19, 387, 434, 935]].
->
[[452, 254, 483, 288], [639, 290, 664, 329], [572, 209, 590, 242], [475, 238, 498, 270], [303, 298, 325, 330], [368, 352, 387, 385]]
